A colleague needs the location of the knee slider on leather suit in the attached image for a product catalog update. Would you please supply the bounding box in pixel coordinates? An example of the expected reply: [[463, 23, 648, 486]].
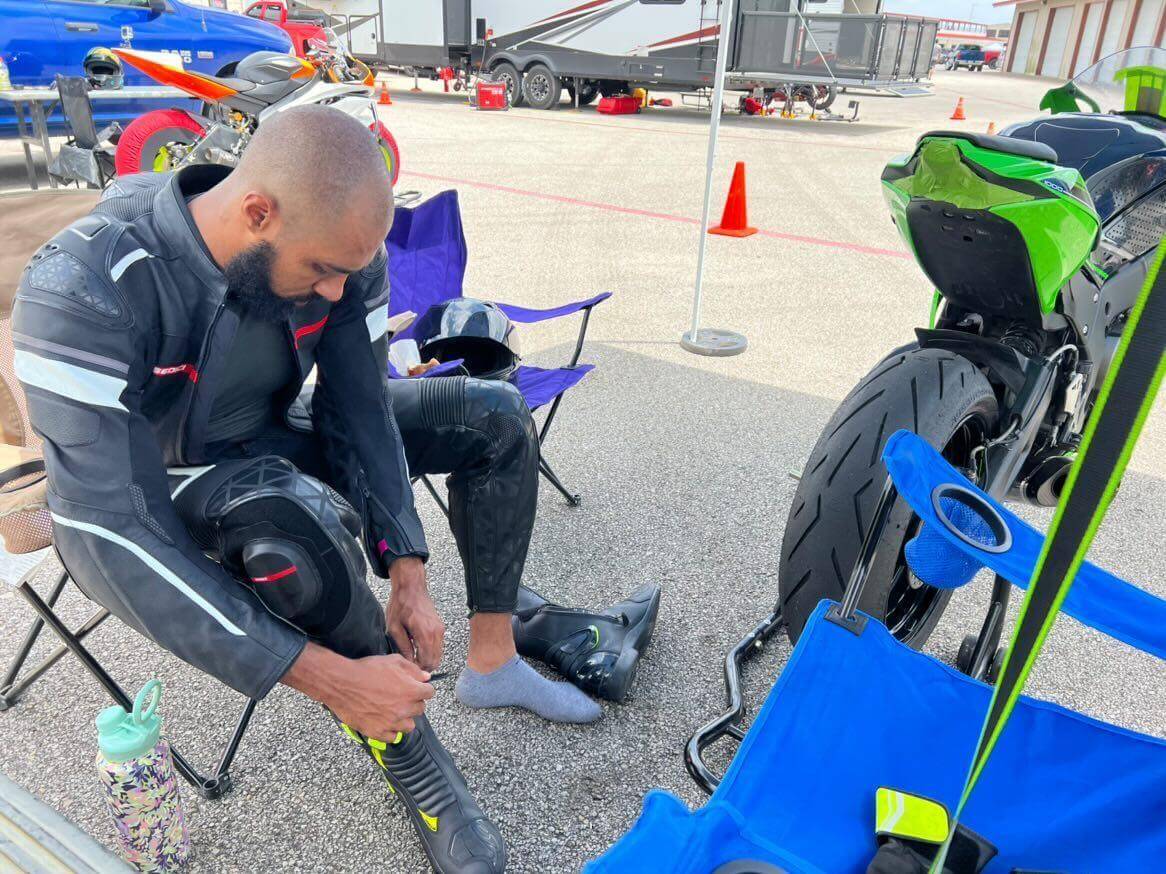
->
[[196, 456, 387, 659]]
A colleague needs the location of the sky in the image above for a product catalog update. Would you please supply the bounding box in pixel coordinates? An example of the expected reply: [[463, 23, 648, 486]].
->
[[882, 0, 1014, 24]]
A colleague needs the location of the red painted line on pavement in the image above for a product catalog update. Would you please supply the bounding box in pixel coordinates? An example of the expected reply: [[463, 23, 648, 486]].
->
[[475, 106, 896, 152], [402, 170, 910, 260]]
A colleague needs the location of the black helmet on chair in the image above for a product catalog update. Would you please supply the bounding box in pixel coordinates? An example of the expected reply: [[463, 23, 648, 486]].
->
[[415, 298, 521, 381], [83, 47, 124, 90]]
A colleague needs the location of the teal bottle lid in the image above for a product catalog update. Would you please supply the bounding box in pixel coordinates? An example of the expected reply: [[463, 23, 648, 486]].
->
[[96, 680, 163, 763]]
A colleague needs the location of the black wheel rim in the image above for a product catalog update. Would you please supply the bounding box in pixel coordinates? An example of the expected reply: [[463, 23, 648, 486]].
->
[[884, 413, 990, 641]]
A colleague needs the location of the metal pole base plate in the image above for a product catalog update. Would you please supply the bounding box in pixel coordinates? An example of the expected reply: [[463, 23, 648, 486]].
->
[[681, 328, 747, 357]]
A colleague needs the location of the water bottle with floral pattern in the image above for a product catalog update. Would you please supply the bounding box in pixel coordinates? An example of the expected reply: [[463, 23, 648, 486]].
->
[[95, 680, 190, 871]]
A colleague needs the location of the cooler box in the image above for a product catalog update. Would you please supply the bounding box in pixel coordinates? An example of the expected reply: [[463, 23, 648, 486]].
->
[[475, 81, 508, 110], [597, 95, 640, 115]]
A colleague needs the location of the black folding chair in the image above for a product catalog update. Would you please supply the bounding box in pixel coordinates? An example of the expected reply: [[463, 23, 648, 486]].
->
[[48, 76, 119, 190]]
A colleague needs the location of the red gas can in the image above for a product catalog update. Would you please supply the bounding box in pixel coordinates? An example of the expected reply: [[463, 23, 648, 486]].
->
[[476, 81, 508, 110], [596, 94, 640, 115]]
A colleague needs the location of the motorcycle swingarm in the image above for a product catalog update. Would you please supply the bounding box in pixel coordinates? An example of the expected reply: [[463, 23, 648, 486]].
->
[[182, 123, 244, 169], [916, 328, 1061, 498]]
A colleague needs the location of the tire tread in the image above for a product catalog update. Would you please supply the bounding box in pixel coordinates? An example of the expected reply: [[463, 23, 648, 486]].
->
[[778, 346, 997, 645]]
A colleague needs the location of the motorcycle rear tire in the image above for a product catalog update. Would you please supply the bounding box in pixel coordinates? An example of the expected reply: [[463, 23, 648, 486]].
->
[[778, 346, 998, 647], [114, 109, 206, 176]]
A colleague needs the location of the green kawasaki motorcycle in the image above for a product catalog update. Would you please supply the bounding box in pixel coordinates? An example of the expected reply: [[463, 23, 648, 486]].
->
[[780, 47, 1166, 647]]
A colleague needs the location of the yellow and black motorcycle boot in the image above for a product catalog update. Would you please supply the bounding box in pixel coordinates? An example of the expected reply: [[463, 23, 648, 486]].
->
[[339, 717, 505, 873], [510, 583, 661, 703]]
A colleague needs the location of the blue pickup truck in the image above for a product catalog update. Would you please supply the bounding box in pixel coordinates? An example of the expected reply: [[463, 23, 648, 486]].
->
[[0, 0, 292, 133]]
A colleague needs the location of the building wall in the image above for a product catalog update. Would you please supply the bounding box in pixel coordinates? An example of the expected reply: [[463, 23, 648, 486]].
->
[[1002, 0, 1164, 78]]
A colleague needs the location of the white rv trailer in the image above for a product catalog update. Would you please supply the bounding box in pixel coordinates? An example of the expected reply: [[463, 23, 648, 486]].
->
[[319, 0, 937, 109]]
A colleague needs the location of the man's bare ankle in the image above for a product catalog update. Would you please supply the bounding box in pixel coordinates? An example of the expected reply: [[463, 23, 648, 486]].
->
[[466, 646, 516, 674], [467, 612, 517, 673]]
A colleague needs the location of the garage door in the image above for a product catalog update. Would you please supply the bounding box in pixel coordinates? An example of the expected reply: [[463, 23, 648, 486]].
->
[[1074, 3, 1104, 74], [1098, 0, 1130, 60], [1010, 11, 1037, 72], [1039, 5, 1073, 77], [1130, 0, 1164, 46]]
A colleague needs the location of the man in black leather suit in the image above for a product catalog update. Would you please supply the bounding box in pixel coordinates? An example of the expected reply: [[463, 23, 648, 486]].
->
[[14, 106, 658, 873]]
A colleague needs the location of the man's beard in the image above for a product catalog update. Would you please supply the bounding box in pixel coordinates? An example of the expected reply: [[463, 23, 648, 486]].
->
[[224, 242, 315, 322]]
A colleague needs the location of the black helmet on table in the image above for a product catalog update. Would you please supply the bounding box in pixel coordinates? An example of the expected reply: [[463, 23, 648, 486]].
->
[[83, 47, 124, 90], [415, 298, 521, 381]]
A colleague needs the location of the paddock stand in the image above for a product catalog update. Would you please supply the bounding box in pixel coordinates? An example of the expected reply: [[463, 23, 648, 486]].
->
[[685, 476, 1013, 794]]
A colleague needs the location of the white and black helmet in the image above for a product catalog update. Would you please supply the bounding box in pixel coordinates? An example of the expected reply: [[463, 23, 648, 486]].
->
[[415, 298, 521, 381]]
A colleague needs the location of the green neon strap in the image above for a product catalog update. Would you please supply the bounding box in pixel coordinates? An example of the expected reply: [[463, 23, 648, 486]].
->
[[931, 240, 1166, 872]]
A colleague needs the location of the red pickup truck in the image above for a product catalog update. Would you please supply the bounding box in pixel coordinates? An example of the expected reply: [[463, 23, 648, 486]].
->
[[244, 1, 327, 58]]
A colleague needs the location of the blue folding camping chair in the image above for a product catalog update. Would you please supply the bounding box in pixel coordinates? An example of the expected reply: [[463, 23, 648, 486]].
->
[[385, 189, 610, 509], [587, 430, 1166, 873]]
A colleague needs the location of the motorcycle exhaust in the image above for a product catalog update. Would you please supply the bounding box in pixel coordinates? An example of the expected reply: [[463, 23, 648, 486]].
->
[[1016, 454, 1073, 507]]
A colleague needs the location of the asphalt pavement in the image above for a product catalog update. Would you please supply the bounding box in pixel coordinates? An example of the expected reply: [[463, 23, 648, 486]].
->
[[1, 69, 1163, 872]]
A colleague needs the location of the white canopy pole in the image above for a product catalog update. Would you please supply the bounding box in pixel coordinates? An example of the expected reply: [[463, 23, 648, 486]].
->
[[681, 0, 747, 357]]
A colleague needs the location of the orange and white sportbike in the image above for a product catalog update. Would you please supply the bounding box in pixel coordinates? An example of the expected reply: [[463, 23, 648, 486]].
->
[[112, 47, 400, 184]]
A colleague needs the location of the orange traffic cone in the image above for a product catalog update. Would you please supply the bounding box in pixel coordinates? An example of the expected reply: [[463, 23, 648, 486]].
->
[[709, 162, 758, 238], [950, 97, 966, 120], [378, 82, 393, 106], [986, 120, 996, 134]]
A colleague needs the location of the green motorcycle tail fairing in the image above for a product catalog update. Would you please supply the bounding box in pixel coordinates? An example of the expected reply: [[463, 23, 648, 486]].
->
[[882, 133, 1100, 325]]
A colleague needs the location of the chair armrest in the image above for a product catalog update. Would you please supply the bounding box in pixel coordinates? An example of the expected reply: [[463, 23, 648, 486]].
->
[[495, 292, 612, 324]]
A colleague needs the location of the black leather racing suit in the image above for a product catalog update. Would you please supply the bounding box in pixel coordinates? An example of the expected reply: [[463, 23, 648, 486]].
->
[[13, 165, 538, 701]]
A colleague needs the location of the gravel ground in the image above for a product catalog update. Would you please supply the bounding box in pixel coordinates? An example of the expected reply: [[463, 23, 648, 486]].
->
[[1, 69, 1164, 872]]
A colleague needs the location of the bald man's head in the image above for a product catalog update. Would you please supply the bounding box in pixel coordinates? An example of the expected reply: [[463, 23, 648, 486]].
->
[[235, 104, 393, 228], [205, 104, 395, 317]]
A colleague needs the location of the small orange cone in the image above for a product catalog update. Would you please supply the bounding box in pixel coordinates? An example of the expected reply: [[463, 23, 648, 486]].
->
[[986, 121, 996, 135], [950, 97, 966, 120], [709, 162, 758, 238], [378, 82, 393, 106]]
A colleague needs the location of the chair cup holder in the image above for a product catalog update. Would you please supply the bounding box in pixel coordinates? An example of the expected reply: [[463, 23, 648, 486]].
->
[[930, 484, 1012, 554]]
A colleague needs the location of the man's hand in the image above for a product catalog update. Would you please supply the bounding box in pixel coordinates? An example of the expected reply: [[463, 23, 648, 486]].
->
[[387, 556, 445, 670], [282, 642, 434, 739], [408, 358, 442, 377]]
